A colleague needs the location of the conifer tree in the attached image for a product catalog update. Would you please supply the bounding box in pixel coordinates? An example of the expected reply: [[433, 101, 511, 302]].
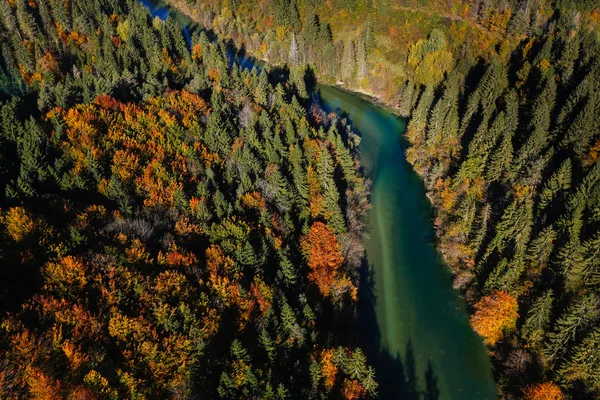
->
[[255, 69, 269, 106], [15, 0, 38, 41], [557, 36, 580, 84], [302, 12, 319, 44], [522, 289, 554, 347], [406, 85, 434, 146], [509, 69, 556, 184], [398, 82, 415, 116], [558, 328, 600, 391], [544, 294, 600, 368], [538, 159, 572, 214], [566, 231, 600, 290]]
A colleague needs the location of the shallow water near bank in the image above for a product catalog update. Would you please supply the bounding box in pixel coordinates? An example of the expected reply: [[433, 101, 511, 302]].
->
[[140, 1, 497, 398]]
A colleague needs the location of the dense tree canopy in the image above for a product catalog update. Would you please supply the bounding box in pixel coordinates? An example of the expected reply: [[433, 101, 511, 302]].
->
[[162, 0, 600, 397], [0, 0, 374, 398], [403, 9, 600, 399], [2, 0, 600, 398], [165, 0, 600, 108]]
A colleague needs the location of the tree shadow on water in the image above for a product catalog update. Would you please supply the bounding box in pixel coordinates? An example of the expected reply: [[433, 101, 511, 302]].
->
[[424, 360, 440, 400], [357, 258, 440, 399]]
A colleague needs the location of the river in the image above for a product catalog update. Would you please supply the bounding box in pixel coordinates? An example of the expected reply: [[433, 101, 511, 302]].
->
[[140, 1, 498, 398]]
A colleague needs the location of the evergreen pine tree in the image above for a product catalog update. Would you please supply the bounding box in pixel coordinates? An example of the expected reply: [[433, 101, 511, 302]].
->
[[522, 289, 554, 347], [558, 328, 600, 391], [544, 294, 600, 368]]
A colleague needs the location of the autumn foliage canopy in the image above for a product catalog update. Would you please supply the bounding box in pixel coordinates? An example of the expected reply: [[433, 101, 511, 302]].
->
[[470, 290, 519, 345], [523, 382, 564, 400], [0, 0, 374, 396], [301, 222, 357, 301]]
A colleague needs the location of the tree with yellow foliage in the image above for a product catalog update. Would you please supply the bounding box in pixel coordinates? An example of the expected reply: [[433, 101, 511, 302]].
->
[[3, 207, 35, 242]]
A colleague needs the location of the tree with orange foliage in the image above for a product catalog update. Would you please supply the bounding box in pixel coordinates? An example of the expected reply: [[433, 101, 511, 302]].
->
[[342, 378, 366, 400], [320, 349, 339, 390], [523, 382, 564, 400], [301, 222, 344, 297], [470, 290, 518, 345], [249, 277, 273, 317], [307, 165, 323, 218], [24, 366, 62, 400]]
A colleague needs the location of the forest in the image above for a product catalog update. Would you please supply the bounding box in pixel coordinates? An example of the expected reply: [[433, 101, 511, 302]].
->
[[405, 16, 600, 399], [1, 0, 600, 398], [160, 0, 600, 399], [0, 0, 376, 398], [164, 0, 600, 109]]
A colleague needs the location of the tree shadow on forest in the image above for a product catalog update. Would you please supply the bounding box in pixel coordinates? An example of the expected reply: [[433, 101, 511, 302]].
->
[[357, 258, 440, 400]]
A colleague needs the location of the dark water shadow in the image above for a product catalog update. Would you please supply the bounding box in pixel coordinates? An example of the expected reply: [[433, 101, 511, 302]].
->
[[357, 258, 440, 399], [424, 360, 440, 400]]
